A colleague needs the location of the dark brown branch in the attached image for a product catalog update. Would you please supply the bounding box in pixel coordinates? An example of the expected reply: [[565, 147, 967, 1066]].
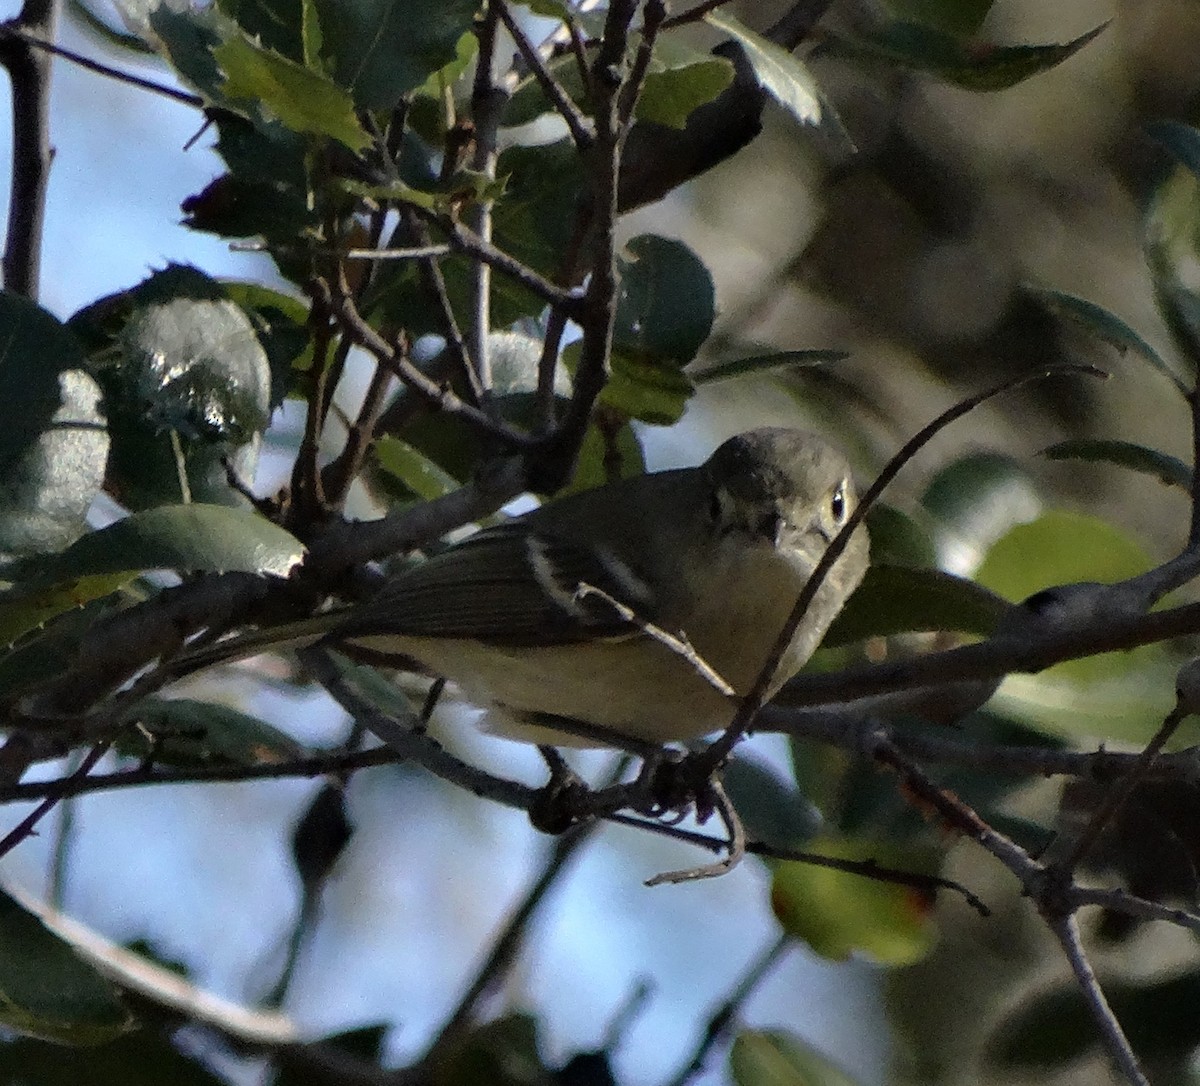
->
[[0, 0, 60, 297]]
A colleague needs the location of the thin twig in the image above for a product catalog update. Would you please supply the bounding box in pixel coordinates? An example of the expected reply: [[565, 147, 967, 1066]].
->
[[497, 0, 593, 150], [318, 274, 529, 446], [1056, 698, 1189, 875], [0, 23, 201, 105], [1045, 913, 1149, 1086], [663, 932, 791, 1086], [644, 777, 746, 885], [0, 741, 109, 859]]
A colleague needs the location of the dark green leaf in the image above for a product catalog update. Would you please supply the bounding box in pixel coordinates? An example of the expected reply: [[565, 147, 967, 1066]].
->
[[1145, 157, 1200, 372], [433, 1012, 549, 1086], [921, 453, 1040, 563], [214, 33, 370, 150], [1, 505, 304, 585], [824, 563, 1008, 645], [614, 235, 715, 365], [1024, 285, 1184, 392], [149, 5, 232, 102], [730, 1030, 863, 1086], [599, 350, 694, 425], [0, 292, 109, 557], [770, 837, 938, 964], [705, 10, 822, 126], [0, 890, 131, 1044], [723, 755, 821, 846], [636, 58, 735, 130], [375, 436, 461, 502], [860, 503, 937, 567], [314, 0, 478, 110], [0, 1030, 226, 1085], [559, 419, 646, 497], [882, 0, 995, 36], [821, 20, 1107, 91], [115, 697, 306, 767], [692, 350, 848, 384], [1040, 439, 1191, 489], [217, 0, 306, 60], [273, 1025, 388, 1086]]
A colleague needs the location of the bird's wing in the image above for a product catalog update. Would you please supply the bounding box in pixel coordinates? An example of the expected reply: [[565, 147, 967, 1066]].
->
[[337, 524, 659, 646]]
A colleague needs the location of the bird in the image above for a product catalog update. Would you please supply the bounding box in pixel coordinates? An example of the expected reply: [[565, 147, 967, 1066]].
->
[[313, 427, 871, 747]]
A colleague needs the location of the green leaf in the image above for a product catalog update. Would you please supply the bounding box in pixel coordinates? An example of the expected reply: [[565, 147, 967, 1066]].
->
[[861, 503, 937, 567], [0, 890, 132, 1044], [0, 292, 109, 557], [692, 350, 848, 384], [975, 510, 1176, 737], [217, 0, 307, 61], [0, 573, 133, 648], [723, 756, 821, 846], [882, 0, 995, 36], [821, 20, 1107, 91], [314, 0, 478, 110], [559, 419, 646, 497], [825, 563, 1009, 645], [617, 234, 714, 356], [705, 9, 822, 127], [115, 697, 307, 767], [0, 1029, 228, 1085], [1, 505, 304, 585], [975, 510, 1151, 605], [636, 58, 735, 129], [149, 5, 232, 103], [214, 33, 370, 150], [1040, 439, 1191, 489], [1023, 285, 1184, 392], [598, 351, 695, 425], [1148, 119, 1200, 182], [374, 436, 461, 502], [731, 1030, 863, 1086], [770, 836, 938, 965], [1145, 138, 1200, 372], [107, 265, 273, 444], [921, 453, 1041, 570]]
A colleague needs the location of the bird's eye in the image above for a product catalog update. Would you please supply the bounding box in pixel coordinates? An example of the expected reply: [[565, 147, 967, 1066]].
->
[[830, 482, 847, 524]]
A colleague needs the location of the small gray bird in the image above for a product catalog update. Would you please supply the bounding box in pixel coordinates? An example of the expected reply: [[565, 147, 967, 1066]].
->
[[323, 427, 870, 746]]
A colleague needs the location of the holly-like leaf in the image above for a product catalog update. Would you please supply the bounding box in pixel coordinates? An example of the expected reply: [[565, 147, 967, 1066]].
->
[[821, 20, 1107, 91], [314, 0, 478, 110], [214, 33, 369, 150], [0, 292, 108, 558], [1, 505, 304, 585], [706, 9, 822, 127], [0, 890, 132, 1045]]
